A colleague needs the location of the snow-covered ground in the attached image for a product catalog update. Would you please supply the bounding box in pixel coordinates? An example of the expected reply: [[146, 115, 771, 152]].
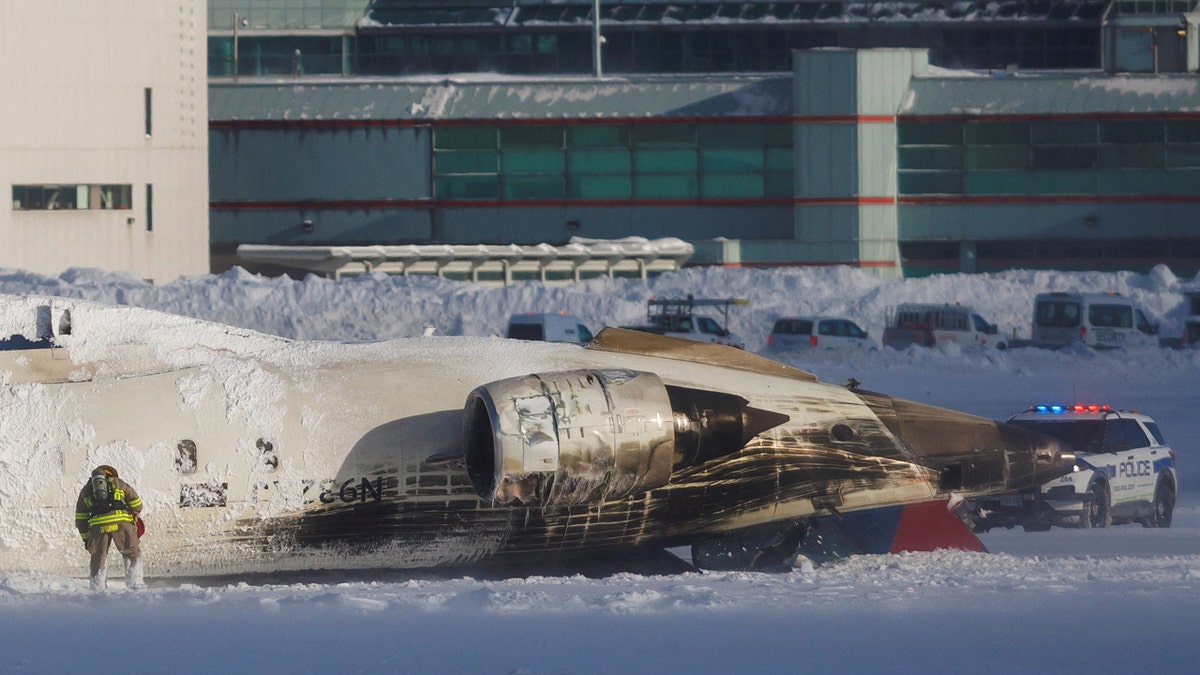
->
[[2, 263, 1199, 673]]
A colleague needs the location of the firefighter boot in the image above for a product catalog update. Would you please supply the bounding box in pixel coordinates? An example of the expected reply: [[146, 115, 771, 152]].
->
[[123, 556, 145, 589], [90, 567, 107, 592]]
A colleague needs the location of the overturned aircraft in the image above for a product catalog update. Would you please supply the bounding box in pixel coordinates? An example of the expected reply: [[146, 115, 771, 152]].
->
[[0, 296, 1074, 578]]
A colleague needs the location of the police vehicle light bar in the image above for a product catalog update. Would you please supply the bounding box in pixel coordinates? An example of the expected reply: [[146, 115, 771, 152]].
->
[[1031, 404, 1110, 414]]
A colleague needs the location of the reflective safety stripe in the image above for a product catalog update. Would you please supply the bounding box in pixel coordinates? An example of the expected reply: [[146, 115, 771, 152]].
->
[[127, 498, 142, 509], [88, 511, 135, 528], [75, 511, 90, 521], [99, 524, 119, 533]]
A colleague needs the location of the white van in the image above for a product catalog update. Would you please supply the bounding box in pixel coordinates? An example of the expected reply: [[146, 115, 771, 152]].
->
[[1031, 292, 1158, 349], [882, 303, 1005, 350], [506, 313, 594, 344], [767, 316, 875, 352]]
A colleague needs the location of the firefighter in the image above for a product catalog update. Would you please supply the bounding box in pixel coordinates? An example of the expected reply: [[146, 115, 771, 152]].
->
[[75, 465, 144, 590]]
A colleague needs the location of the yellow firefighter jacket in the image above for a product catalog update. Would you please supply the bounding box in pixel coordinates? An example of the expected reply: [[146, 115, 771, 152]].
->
[[75, 475, 143, 539]]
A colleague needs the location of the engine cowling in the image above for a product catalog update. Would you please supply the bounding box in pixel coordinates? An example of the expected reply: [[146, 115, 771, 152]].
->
[[462, 369, 788, 506]]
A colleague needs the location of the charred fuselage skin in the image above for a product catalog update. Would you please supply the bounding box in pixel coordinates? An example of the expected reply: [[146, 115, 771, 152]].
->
[[276, 331, 1074, 570], [6, 320, 1075, 577]]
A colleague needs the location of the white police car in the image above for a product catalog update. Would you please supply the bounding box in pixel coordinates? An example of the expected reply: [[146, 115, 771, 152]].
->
[[966, 404, 1177, 531]]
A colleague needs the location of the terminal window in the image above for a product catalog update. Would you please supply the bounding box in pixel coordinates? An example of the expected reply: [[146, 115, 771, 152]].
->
[[12, 184, 133, 211], [433, 122, 792, 202]]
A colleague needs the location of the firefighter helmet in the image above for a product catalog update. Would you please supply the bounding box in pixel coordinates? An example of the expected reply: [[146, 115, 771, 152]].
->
[[92, 465, 118, 477]]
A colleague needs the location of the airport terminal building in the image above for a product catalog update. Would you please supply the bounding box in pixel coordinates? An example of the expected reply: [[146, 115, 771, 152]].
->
[[1, 1, 210, 283], [11, 2, 1200, 280], [208, 1, 1200, 279]]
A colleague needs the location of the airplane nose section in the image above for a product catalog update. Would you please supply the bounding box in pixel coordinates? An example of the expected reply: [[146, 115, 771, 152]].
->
[[855, 392, 1076, 494]]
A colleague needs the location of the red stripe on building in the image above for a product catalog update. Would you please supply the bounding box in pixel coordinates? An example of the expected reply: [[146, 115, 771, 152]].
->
[[793, 115, 894, 124], [900, 111, 1200, 123], [900, 194, 1200, 205], [794, 196, 895, 205], [212, 197, 795, 210]]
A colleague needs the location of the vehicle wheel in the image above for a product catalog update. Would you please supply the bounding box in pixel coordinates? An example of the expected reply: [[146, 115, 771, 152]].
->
[[1144, 478, 1176, 528], [1081, 482, 1111, 529]]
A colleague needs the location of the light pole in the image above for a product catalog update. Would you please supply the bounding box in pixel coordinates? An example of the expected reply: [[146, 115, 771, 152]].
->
[[592, 0, 604, 78], [233, 12, 248, 77]]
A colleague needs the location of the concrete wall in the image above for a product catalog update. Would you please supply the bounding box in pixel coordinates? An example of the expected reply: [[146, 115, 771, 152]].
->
[[793, 49, 925, 278], [0, 1, 209, 282]]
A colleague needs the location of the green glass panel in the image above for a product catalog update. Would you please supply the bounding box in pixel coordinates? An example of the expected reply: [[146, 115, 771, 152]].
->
[[500, 126, 563, 149], [631, 124, 695, 148], [568, 175, 633, 199], [1099, 121, 1163, 143], [1167, 144, 1200, 168], [433, 150, 497, 174], [500, 150, 564, 173], [1032, 120, 1096, 144], [700, 149, 763, 172], [765, 148, 792, 171], [435, 175, 498, 199], [764, 124, 793, 148], [898, 146, 963, 170], [698, 124, 762, 148], [1032, 146, 1096, 170], [536, 34, 558, 54], [1166, 121, 1200, 143], [502, 176, 564, 199], [434, 127, 496, 150], [897, 171, 963, 195], [966, 121, 1029, 144], [965, 171, 1032, 195], [635, 149, 697, 172], [511, 34, 532, 54], [567, 149, 630, 174], [1099, 144, 1165, 169], [633, 174, 698, 199], [1097, 170, 1168, 194], [1166, 169, 1200, 194], [702, 173, 763, 198], [897, 122, 962, 146], [1031, 171, 1096, 195], [764, 171, 794, 197], [568, 126, 629, 148], [966, 146, 1029, 170]]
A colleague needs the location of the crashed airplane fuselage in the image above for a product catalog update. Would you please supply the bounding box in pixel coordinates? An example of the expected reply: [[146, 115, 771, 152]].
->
[[0, 298, 1074, 577]]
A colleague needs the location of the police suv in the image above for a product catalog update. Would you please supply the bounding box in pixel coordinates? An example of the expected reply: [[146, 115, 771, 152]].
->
[[966, 405, 1177, 532]]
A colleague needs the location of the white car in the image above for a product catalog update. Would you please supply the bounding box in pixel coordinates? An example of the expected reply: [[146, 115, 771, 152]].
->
[[767, 317, 875, 352], [966, 405, 1177, 531]]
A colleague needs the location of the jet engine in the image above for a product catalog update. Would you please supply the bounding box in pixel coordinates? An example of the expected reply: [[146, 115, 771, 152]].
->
[[462, 369, 788, 506]]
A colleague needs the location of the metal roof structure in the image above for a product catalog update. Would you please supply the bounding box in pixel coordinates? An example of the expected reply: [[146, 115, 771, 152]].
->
[[901, 71, 1200, 116], [236, 237, 696, 283], [359, 1, 1113, 29], [208, 73, 793, 121]]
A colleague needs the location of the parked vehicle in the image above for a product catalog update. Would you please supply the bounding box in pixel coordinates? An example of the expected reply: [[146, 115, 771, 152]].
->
[[965, 404, 1177, 532], [881, 303, 1005, 350], [621, 296, 746, 349], [767, 317, 875, 352], [507, 313, 594, 344], [1183, 291, 1200, 348], [1031, 292, 1158, 349]]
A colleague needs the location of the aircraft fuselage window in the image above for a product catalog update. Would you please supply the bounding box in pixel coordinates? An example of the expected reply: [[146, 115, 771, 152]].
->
[[257, 438, 279, 471], [176, 439, 197, 474]]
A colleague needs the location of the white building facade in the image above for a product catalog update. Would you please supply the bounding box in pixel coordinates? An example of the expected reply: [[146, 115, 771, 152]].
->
[[0, 1, 209, 283]]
